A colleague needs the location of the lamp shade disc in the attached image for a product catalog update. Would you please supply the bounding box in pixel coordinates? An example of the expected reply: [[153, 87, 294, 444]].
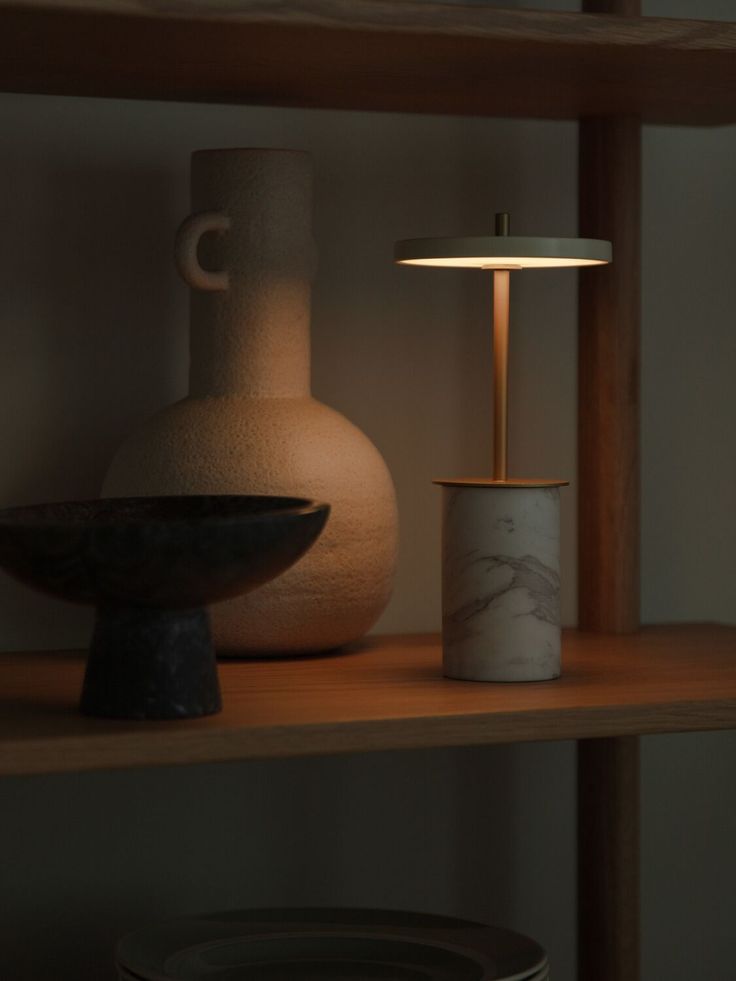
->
[[394, 235, 612, 268]]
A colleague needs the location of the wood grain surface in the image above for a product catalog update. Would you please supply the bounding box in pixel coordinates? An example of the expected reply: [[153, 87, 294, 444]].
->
[[1, 2, 736, 123], [0, 625, 734, 776], [576, 6, 642, 971], [578, 115, 641, 632], [579, 736, 641, 981]]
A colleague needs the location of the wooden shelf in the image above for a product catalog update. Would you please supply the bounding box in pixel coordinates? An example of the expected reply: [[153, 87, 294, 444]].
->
[[1, 624, 735, 777], [1, 2, 736, 124]]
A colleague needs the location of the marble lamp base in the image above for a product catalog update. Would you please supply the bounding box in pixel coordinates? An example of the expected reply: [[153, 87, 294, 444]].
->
[[435, 478, 568, 683]]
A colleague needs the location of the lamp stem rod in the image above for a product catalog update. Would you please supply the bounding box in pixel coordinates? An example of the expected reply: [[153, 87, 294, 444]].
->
[[493, 269, 510, 481]]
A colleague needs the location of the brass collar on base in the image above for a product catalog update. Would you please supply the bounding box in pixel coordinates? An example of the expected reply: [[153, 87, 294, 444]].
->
[[433, 478, 569, 488]]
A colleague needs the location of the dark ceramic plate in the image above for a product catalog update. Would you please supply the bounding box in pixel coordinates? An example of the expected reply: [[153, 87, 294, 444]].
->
[[116, 909, 547, 981], [0, 496, 329, 719]]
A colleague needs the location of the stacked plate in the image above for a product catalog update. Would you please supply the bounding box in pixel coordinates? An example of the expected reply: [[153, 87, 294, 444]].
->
[[116, 908, 549, 981]]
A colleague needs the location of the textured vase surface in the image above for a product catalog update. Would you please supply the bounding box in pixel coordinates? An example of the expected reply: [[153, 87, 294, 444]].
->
[[103, 149, 398, 654], [440, 485, 561, 682]]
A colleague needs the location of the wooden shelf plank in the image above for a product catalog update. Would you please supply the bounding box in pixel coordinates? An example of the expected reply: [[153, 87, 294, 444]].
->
[[1, 3, 736, 124], [1, 624, 735, 776]]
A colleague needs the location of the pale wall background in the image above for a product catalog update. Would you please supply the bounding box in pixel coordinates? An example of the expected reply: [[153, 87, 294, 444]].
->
[[0, 1, 734, 979]]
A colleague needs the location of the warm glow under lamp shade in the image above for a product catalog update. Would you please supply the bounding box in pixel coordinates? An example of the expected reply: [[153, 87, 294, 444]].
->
[[394, 235, 612, 268]]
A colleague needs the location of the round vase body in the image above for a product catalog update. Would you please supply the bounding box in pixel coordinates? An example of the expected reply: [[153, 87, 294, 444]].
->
[[440, 484, 561, 682], [103, 149, 398, 654]]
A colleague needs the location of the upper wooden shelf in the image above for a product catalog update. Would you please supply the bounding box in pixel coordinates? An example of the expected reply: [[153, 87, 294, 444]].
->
[[1, 2, 736, 124], [1, 624, 735, 777]]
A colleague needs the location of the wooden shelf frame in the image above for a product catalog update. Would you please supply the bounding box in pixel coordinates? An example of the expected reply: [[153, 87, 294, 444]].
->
[[2, 1, 736, 123], [0, 4, 731, 979], [1, 625, 735, 777]]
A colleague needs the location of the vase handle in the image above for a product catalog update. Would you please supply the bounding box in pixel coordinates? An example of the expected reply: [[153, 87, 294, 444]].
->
[[175, 211, 231, 292]]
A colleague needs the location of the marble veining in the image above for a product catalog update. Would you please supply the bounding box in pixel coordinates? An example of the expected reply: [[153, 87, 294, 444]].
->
[[441, 486, 561, 682], [451, 552, 560, 628]]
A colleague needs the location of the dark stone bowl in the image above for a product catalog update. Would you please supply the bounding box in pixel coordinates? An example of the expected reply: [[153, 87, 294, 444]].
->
[[0, 496, 329, 720]]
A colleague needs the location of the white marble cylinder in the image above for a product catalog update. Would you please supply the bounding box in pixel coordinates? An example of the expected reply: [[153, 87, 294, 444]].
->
[[438, 481, 564, 682]]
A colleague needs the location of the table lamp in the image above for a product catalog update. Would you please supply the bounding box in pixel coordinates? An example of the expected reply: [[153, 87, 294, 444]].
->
[[395, 213, 611, 682]]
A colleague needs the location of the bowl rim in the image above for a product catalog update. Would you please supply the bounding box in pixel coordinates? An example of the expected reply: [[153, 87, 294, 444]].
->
[[0, 495, 330, 528]]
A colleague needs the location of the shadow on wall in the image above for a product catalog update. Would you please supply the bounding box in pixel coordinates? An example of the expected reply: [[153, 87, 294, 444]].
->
[[0, 159, 185, 505], [0, 748, 525, 981], [0, 158, 186, 645]]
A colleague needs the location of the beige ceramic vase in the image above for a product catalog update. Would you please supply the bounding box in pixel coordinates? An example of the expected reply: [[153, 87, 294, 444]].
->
[[103, 149, 398, 654]]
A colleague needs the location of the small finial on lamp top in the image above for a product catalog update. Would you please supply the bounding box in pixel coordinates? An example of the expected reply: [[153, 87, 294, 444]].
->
[[495, 212, 510, 236]]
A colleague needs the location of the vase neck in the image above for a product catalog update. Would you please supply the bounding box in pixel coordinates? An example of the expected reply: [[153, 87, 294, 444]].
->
[[186, 149, 314, 399], [188, 278, 312, 398]]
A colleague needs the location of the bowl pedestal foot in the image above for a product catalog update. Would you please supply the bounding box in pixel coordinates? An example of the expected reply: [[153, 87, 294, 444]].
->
[[80, 605, 222, 719]]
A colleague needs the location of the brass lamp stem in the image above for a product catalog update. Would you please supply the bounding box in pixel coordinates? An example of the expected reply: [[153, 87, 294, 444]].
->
[[492, 211, 511, 481], [493, 268, 510, 481]]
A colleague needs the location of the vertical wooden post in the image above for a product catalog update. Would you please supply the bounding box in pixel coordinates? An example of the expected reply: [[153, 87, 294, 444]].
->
[[578, 737, 640, 981], [578, 4, 641, 981], [578, 113, 641, 634]]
